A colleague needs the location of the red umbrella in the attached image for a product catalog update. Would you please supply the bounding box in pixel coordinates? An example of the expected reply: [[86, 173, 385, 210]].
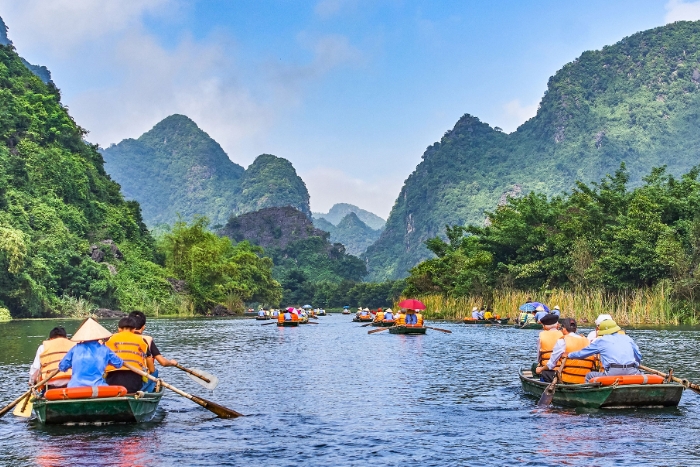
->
[[398, 299, 426, 310]]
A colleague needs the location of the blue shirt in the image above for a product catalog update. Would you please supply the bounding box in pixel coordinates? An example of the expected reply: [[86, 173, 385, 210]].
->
[[58, 341, 123, 388], [534, 311, 548, 322], [568, 332, 642, 370], [406, 313, 418, 325], [472, 311, 480, 319], [551, 309, 560, 317], [384, 312, 393, 320]]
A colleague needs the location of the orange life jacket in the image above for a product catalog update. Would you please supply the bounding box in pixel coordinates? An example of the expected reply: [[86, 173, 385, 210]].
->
[[538, 329, 564, 368], [375, 311, 385, 321], [396, 314, 405, 325], [40, 337, 76, 384], [105, 331, 147, 372], [560, 334, 596, 384]]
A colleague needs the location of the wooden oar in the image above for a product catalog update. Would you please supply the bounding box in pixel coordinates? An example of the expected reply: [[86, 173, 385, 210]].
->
[[13, 391, 33, 418], [368, 327, 389, 334], [125, 364, 243, 418], [175, 364, 218, 390], [538, 358, 566, 407], [425, 326, 452, 334], [261, 322, 278, 326], [0, 369, 59, 419], [640, 365, 700, 395], [360, 322, 374, 327]]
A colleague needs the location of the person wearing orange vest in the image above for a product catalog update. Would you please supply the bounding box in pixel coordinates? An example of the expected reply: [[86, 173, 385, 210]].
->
[[535, 314, 563, 382], [105, 316, 153, 394], [130, 311, 178, 392], [536, 318, 595, 384], [29, 327, 76, 389]]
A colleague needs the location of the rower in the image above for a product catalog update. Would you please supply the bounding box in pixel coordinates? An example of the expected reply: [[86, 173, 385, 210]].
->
[[129, 311, 178, 392], [405, 309, 423, 326], [105, 317, 154, 394], [29, 327, 76, 390], [471, 307, 480, 320], [534, 305, 548, 323], [374, 308, 385, 321], [566, 319, 641, 382], [535, 314, 563, 382], [483, 308, 494, 320], [384, 308, 394, 321], [587, 314, 613, 342], [58, 318, 123, 388], [536, 318, 595, 384]]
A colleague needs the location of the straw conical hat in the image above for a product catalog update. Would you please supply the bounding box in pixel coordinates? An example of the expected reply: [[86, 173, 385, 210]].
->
[[71, 317, 112, 342]]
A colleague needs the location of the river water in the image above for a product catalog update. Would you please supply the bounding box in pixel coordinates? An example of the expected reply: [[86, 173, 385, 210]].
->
[[1, 316, 700, 466]]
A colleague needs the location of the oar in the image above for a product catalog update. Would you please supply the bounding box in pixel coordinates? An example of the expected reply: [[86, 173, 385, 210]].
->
[[360, 322, 374, 327], [538, 358, 566, 407], [425, 326, 452, 334], [368, 327, 389, 334], [640, 365, 700, 395], [0, 369, 59, 419], [175, 364, 218, 390], [125, 364, 243, 418], [13, 391, 33, 418], [261, 322, 278, 326]]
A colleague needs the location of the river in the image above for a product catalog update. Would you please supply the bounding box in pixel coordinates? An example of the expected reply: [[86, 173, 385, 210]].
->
[[1, 316, 699, 466]]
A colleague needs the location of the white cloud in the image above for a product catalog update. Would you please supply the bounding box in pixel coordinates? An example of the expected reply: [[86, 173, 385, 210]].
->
[[314, 0, 358, 19], [498, 98, 539, 133], [302, 167, 403, 219], [665, 0, 700, 23]]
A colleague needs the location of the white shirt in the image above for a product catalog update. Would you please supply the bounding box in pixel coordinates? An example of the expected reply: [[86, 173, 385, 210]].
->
[[29, 344, 44, 382], [587, 330, 597, 343]]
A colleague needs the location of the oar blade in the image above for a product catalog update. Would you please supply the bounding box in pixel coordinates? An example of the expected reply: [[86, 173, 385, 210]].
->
[[13, 398, 32, 418], [368, 328, 389, 334], [186, 368, 219, 390], [192, 395, 244, 418], [538, 378, 558, 407]]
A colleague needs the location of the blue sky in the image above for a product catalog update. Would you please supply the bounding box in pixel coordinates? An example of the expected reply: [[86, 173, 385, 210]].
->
[[0, 1, 696, 217]]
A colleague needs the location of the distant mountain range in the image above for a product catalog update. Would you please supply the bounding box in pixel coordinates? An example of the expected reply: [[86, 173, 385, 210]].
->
[[364, 21, 700, 280], [313, 203, 386, 230], [101, 115, 310, 226]]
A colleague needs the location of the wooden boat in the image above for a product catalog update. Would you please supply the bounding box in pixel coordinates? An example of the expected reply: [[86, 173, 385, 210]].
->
[[514, 323, 543, 330], [277, 321, 300, 327], [371, 320, 396, 327], [317, 309, 327, 316], [255, 315, 269, 320], [463, 317, 511, 325], [519, 368, 683, 408], [33, 387, 164, 425], [389, 325, 427, 335]]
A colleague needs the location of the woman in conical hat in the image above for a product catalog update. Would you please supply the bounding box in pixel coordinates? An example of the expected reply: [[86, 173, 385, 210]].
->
[[58, 318, 124, 388]]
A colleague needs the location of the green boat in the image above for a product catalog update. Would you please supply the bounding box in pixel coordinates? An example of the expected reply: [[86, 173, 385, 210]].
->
[[388, 325, 427, 335], [464, 318, 510, 325], [277, 321, 300, 327], [519, 368, 683, 408], [371, 320, 396, 327], [514, 323, 543, 330], [33, 388, 164, 425]]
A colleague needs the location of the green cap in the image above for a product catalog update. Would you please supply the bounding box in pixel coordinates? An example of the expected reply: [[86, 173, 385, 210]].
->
[[597, 319, 621, 336]]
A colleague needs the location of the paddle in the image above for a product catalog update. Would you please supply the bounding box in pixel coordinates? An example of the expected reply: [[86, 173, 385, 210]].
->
[[13, 392, 33, 418], [537, 358, 566, 407], [368, 327, 389, 335], [125, 364, 243, 418], [0, 369, 59, 419], [175, 364, 218, 391], [360, 322, 374, 327], [261, 322, 278, 326], [640, 365, 700, 395], [425, 326, 452, 334]]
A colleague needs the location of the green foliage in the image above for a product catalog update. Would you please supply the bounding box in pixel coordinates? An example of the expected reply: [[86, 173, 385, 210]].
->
[[405, 165, 700, 320], [0, 307, 10, 321], [313, 212, 382, 256], [366, 21, 700, 280], [281, 273, 405, 309], [158, 217, 282, 312]]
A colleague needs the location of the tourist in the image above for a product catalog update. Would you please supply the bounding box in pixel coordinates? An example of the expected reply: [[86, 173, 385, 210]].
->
[[129, 311, 178, 392], [105, 316, 153, 394], [384, 308, 394, 321], [536, 318, 595, 384], [374, 308, 385, 321], [483, 308, 494, 320], [551, 305, 561, 317], [535, 314, 563, 382], [58, 318, 123, 388], [534, 305, 548, 323], [566, 319, 641, 382], [587, 314, 613, 342], [29, 327, 76, 389], [471, 307, 480, 319]]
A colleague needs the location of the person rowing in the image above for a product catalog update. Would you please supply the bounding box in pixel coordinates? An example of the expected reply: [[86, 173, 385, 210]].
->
[[130, 311, 178, 392], [587, 314, 613, 342]]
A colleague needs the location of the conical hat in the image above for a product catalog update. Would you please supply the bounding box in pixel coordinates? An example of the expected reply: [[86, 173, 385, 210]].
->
[[71, 317, 112, 342]]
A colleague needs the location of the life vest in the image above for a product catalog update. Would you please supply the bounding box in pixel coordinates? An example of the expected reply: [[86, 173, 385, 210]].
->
[[105, 331, 147, 372], [40, 338, 76, 384], [396, 313, 405, 325], [484, 312, 493, 319], [375, 311, 384, 321], [416, 313, 424, 326], [560, 334, 596, 384], [538, 329, 564, 368]]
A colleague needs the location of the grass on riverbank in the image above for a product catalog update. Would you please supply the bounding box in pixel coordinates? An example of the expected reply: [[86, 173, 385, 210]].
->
[[415, 285, 682, 325]]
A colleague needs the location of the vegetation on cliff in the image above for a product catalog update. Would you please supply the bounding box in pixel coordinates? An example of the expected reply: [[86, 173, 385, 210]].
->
[[313, 203, 385, 230], [365, 21, 700, 280], [313, 212, 381, 256]]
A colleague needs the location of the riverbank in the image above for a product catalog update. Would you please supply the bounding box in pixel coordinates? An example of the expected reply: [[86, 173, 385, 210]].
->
[[416, 286, 684, 325]]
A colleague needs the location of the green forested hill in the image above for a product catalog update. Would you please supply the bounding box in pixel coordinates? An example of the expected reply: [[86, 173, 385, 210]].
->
[[364, 21, 700, 280], [313, 212, 381, 256], [102, 118, 310, 226]]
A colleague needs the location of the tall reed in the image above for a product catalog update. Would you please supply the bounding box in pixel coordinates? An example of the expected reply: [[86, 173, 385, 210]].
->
[[413, 285, 680, 325]]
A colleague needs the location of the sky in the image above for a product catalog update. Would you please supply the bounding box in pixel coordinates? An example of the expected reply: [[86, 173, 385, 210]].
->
[[0, 0, 697, 218]]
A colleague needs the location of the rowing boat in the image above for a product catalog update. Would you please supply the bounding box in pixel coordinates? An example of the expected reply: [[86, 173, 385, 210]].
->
[[33, 387, 164, 425], [388, 325, 427, 335], [353, 316, 373, 322], [514, 323, 543, 330], [255, 316, 270, 320], [519, 368, 683, 408], [277, 321, 300, 327], [463, 318, 510, 325], [371, 320, 396, 327]]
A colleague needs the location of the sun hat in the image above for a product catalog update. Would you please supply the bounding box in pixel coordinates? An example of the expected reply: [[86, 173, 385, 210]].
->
[[472, 307, 478, 312], [597, 319, 621, 336], [539, 314, 559, 326], [385, 308, 392, 313], [71, 318, 112, 343], [595, 314, 613, 326], [535, 305, 545, 312], [553, 305, 560, 310]]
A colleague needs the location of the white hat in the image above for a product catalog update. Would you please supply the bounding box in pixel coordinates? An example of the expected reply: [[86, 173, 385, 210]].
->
[[385, 308, 392, 313], [553, 305, 560, 310], [535, 305, 545, 312], [472, 307, 478, 312], [71, 317, 112, 343], [595, 314, 613, 326], [363, 308, 369, 311]]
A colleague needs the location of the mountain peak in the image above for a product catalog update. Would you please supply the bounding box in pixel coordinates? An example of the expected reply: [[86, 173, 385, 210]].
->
[[313, 203, 385, 230]]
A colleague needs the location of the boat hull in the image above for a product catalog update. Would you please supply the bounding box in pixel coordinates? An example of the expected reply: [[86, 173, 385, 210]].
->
[[371, 321, 396, 327], [33, 389, 164, 425], [514, 323, 543, 330], [277, 321, 299, 327], [255, 316, 269, 320], [464, 318, 510, 325], [389, 326, 427, 335], [353, 317, 373, 322], [519, 369, 683, 408]]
